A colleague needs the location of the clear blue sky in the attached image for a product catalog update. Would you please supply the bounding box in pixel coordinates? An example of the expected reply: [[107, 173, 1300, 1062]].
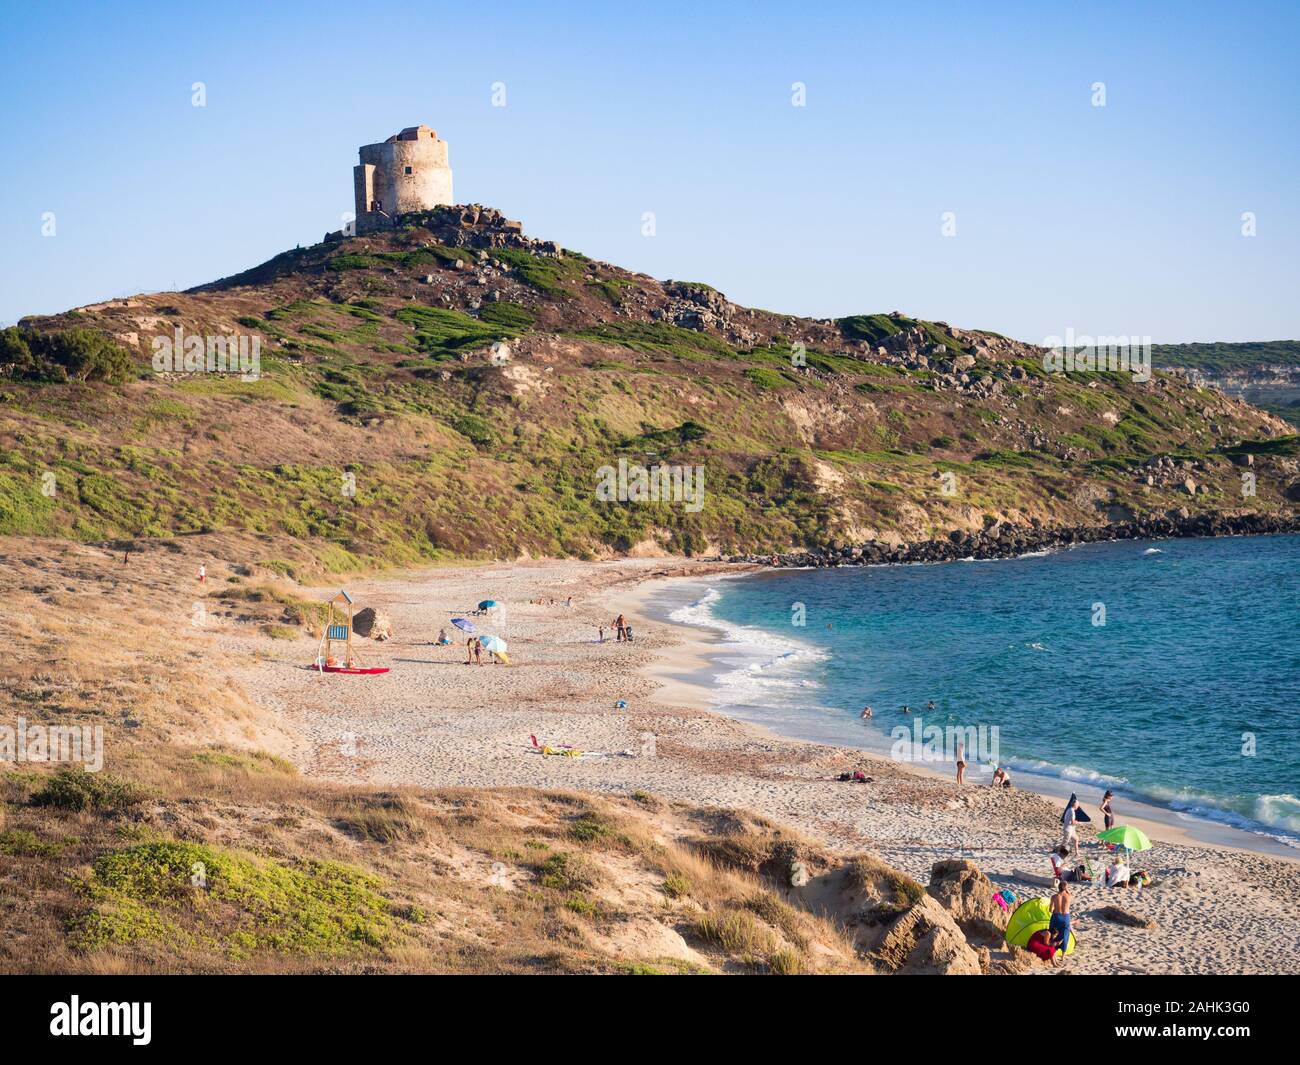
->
[[2, 0, 1297, 342]]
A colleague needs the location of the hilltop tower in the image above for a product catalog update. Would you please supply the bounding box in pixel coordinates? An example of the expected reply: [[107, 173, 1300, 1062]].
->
[[353, 125, 453, 234]]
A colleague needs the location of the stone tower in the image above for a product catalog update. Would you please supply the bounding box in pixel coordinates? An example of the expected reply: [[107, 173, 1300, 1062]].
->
[[353, 125, 453, 234]]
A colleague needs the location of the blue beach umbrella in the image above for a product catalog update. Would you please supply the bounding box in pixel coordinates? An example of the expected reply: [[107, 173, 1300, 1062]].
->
[[478, 600, 498, 610], [480, 635, 507, 653], [451, 618, 476, 633]]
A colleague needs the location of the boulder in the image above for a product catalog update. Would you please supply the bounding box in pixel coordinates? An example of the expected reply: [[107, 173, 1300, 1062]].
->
[[790, 854, 984, 974], [352, 607, 394, 641], [926, 859, 1008, 943], [872, 894, 985, 974]]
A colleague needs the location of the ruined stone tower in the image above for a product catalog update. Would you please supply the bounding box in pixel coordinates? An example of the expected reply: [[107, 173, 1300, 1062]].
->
[[353, 125, 453, 234]]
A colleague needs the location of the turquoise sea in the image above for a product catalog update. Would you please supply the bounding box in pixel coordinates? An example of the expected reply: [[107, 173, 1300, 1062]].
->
[[656, 534, 1300, 848]]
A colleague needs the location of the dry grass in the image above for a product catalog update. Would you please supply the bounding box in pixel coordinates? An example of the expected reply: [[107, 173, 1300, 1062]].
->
[[0, 536, 876, 975]]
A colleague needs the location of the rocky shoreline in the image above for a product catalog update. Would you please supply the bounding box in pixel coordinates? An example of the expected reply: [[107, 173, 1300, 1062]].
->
[[726, 510, 1300, 568]]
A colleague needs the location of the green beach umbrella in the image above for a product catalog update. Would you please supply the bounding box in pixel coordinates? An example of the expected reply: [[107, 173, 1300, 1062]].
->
[[1097, 825, 1152, 852], [1005, 897, 1076, 955]]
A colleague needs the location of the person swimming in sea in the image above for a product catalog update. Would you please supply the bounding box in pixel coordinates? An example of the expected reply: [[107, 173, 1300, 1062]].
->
[[860, 706, 873, 719]]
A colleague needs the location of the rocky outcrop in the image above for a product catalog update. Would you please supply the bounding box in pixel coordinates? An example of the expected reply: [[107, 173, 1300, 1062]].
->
[[872, 894, 985, 975], [791, 855, 984, 974], [351, 607, 394, 640], [657, 281, 759, 347], [686, 811, 987, 974], [728, 510, 1300, 569], [926, 859, 1008, 944]]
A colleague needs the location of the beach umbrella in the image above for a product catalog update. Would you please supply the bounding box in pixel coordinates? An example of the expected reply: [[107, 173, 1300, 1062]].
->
[[480, 635, 507, 653], [1097, 825, 1152, 853], [451, 618, 476, 633], [1004, 897, 1076, 955], [478, 600, 498, 610]]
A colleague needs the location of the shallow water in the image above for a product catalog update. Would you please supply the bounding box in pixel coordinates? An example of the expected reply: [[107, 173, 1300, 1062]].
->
[[657, 535, 1300, 848]]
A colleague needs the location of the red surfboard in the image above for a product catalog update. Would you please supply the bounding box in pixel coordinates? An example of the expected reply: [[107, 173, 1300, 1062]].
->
[[316, 665, 390, 675]]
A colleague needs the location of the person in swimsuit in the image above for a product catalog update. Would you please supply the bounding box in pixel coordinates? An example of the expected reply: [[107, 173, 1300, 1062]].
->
[[1100, 789, 1115, 831], [860, 706, 873, 719], [955, 741, 966, 785]]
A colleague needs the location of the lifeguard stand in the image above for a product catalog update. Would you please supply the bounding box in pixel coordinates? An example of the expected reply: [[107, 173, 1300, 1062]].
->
[[317, 590, 355, 669]]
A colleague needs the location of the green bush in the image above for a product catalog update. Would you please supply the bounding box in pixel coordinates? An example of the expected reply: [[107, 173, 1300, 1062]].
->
[[0, 327, 134, 384], [31, 767, 142, 813]]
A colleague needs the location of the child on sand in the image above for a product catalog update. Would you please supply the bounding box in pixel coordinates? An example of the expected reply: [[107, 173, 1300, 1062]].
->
[[196, 563, 206, 583]]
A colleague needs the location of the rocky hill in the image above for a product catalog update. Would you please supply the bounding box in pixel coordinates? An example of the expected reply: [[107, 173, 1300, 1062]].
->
[[1151, 341, 1300, 429], [2, 204, 1295, 569]]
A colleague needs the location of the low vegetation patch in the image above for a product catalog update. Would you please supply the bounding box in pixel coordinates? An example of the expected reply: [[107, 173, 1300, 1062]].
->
[[31, 768, 143, 814], [71, 840, 393, 958]]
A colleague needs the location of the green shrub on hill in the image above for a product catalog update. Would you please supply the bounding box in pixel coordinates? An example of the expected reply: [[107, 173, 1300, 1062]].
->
[[0, 327, 133, 384]]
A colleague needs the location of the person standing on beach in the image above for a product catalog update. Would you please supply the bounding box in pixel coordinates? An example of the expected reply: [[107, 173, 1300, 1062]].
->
[[598, 626, 605, 643], [473, 637, 483, 665], [1048, 880, 1072, 961], [196, 563, 206, 583], [1100, 790, 1115, 831], [955, 741, 966, 785], [1061, 795, 1081, 857], [465, 636, 474, 665], [614, 614, 627, 642]]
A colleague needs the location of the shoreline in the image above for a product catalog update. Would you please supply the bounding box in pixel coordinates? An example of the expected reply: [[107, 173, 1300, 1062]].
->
[[725, 511, 1300, 570], [622, 571, 1300, 861], [226, 554, 1300, 974]]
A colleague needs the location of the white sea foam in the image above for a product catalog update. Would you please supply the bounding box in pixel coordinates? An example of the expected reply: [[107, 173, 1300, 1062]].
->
[[662, 568, 1300, 850], [668, 584, 829, 712]]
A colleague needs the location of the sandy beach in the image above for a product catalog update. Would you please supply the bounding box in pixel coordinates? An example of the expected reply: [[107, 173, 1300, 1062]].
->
[[208, 555, 1300, 976]]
